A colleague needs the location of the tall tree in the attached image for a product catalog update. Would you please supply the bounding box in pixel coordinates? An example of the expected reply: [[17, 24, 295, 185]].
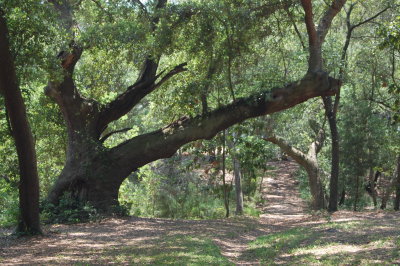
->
[[394, 155, 400, 210], [0, 9, 41, 234], [324, 1, 390, 212], [44, 0, 343, 211]]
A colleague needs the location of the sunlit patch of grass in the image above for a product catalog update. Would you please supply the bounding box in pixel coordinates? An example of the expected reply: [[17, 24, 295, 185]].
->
[[317, 220, 369, 230], [242, 221, 400, 265], [290, 236, 400, 265], [241, 227, 315, 263], [290, 242, 362, 264], [98, 235, 232, 265]]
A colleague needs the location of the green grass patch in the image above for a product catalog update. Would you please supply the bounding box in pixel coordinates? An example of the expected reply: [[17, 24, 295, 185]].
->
[[242, 221, 400, 265], [241, 227, 315, 263], [100, 235, 233, 265], [317, 220, 369, 230]]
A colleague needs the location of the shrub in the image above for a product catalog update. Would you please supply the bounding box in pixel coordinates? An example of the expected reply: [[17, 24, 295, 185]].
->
[[40, 193, 100, 224]]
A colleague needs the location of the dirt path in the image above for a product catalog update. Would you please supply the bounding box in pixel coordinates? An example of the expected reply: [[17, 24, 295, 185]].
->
[[1, 160, 399, 265], [214, 160, 306, 264]]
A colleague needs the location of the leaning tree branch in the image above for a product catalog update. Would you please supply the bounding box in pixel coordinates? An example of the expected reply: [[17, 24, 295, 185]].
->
[[301, 0, 347, 72], [100, 128, 132, 143], [153, 62, 188, 90], [317, 0, 347, 43], [351, 6, 390, 30], [96, 62, 187, 135], [300, 0, 318, 48], [264, 135, 309, 167], [109, 72, 340, 170]]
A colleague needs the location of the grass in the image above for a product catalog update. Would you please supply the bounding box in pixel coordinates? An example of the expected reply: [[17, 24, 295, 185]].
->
[[98, 235, 233, 265], [241, 220, 400, 265], [241, 227, 315, 264]]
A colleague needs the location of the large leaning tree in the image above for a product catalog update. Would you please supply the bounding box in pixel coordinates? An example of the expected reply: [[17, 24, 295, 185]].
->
[[45, 0, 345, 211]]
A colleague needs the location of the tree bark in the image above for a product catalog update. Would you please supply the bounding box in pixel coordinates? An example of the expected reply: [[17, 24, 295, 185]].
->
[[0, 11, 41, 234]]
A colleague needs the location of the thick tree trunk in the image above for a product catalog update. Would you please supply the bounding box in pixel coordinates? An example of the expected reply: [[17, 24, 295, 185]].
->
[[0, 12, 41, 234], [47, 135, 127, 211]]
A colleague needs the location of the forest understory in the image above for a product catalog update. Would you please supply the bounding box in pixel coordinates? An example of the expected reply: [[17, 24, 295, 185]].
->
[[1, 160, 399, 265]]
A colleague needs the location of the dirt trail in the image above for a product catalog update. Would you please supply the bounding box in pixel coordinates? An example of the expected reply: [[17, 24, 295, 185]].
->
[[1, 160, 399, 265], [260, 160, 306, 222], [214, 160, 306, 263]]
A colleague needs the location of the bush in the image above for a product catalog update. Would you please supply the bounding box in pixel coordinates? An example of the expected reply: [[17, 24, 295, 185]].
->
[[40, 193, 100, 224], [119, 159, 228, 219], [0, 179, 19, 227]]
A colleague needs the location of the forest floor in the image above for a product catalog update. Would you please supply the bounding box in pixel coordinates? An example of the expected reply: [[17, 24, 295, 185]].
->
[[1, 160, 400, 265]]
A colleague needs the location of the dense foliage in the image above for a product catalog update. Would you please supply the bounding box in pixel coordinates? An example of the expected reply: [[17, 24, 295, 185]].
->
[[0, 0, 399, 226]]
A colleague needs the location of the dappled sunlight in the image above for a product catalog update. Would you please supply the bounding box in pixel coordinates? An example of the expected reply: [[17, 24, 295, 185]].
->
[[1, 161, 399, 265], [293, 243, 362, 256]]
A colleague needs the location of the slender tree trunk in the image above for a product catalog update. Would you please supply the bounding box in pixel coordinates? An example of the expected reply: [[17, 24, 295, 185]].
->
[[353, 175, 359, 211], [222, 131, 229, 218], [323, 97, 340, 212], [338, 188, 345, 206], [227, 132, 244, 215], [233, 155, 244, 215], [394, 155, 400, 210], [366, 169, 379, 208], [0, 12, 41, 234]]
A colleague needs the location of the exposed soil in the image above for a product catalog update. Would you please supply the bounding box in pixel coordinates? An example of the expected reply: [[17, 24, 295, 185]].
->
[[1, 160, 399, 265]]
